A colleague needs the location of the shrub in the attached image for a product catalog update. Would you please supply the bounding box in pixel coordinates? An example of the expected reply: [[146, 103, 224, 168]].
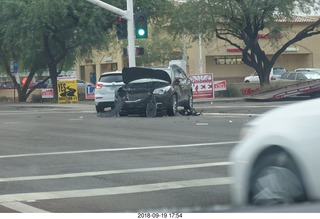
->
[[78, 92, 85, 101], [215, 84, 243, 97], [0, 96, 12, 102], [30, 94, 54, 103], [30, 94, 43, 102]]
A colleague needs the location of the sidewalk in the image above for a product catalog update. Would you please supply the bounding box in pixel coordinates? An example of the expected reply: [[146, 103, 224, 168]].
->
[[193, 97, 244, 104]]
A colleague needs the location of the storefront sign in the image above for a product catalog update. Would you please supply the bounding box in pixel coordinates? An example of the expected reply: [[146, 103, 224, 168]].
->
[[227, 48, 241, 53]]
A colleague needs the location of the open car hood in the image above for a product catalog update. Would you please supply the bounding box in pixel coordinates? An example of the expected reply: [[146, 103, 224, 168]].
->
[[122, 67, 172, 85]]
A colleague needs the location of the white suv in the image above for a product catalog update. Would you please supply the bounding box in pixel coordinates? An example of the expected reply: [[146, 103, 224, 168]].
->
[[94, 71, 124, 113]]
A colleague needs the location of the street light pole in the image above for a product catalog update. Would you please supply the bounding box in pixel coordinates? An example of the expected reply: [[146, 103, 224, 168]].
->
[[126, 0, 136, 67], [86, 0, 136, 67]]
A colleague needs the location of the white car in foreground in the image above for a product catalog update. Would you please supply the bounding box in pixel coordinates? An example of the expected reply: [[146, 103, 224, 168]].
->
[[94, 71, 124, 113], [229, 98, 320, 206]]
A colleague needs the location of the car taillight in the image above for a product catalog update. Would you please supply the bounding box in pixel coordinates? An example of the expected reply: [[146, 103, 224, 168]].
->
[[271, 76, 276, 80], [95, 83, 103, 89]]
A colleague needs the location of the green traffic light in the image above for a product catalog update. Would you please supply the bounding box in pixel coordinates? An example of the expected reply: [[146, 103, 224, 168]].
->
[[137, 28, 146, 37]]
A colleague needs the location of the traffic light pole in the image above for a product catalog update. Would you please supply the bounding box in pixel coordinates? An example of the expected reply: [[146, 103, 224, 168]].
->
[[86, 0, 136, 67]]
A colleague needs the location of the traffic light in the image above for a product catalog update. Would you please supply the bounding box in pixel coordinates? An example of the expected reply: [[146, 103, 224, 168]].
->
[[134, 12, 148, 39], [123, 47, 145, 56], [116, 17, 127, 40], [135, 47, 144, 56]]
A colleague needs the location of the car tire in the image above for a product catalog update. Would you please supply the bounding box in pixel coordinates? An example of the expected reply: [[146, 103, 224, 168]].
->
[[146, 96, 157, 118], [249, 149, 307, 205], [184, 91, 193, 110], [95, 105, 105, 113], [167, 94, 178, 116]]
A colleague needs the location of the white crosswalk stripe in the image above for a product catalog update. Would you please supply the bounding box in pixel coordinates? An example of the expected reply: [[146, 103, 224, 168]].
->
[[0, 162, 231, 182], [0, 177, 232, 203]]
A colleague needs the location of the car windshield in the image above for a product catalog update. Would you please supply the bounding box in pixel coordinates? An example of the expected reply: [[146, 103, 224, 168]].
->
[[305, 73, 320, 79], [99, 74, 123, 83], [273, 68, 286, 75]]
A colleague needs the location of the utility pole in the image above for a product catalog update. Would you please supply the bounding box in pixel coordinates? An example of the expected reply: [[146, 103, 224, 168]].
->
[[199, 33, 203, 74], [86, 0, 136, 67]]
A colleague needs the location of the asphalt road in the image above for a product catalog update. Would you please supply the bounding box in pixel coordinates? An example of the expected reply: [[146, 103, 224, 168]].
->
[[0, 99, 305, 213]]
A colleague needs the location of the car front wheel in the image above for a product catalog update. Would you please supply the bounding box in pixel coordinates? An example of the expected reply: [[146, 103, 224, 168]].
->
[[249, 149, 307, 205], [95, 105, 105, 113], [167, 94, 178, 116]]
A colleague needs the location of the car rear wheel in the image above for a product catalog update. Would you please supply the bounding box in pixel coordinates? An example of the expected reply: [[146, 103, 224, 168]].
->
[[249, 150, 307, 205], [167, 94, 178, 116]]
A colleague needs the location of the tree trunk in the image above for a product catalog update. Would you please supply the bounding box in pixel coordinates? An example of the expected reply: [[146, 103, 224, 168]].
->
[[259, 69, 271, 88]]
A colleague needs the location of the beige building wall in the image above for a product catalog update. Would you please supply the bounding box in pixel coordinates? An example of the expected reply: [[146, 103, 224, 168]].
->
[[76, 47, 125, 83]]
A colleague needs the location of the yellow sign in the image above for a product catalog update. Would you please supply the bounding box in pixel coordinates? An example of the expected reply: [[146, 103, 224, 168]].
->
[[57, 78, 78, 104]]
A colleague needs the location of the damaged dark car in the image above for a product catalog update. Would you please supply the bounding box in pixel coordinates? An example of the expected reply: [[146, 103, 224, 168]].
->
[[115, 65, 193, 117]]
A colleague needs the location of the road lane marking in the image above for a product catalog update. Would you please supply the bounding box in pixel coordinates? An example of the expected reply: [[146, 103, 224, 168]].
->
[[1, 122, 23, 125], [0, 162, 232, 182], [0, 110, 94, 116], [196, 105, 280, 109], [203, 113, 259, 117], [0, 177, 233, 203], [0, 141, 239, 159], [1, 202, 49, 213]]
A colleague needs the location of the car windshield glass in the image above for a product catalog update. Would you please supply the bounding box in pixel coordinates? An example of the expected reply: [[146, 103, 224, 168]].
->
[[99, 74, 122, 83], [305, 73, 320, 79], [273, 68, 286, 75]]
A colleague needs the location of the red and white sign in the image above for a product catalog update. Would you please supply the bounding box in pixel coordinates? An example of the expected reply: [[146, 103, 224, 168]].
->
[[214, 80, 227, 91], [41, 88, 53, 98], [189, 73, 214, 99]]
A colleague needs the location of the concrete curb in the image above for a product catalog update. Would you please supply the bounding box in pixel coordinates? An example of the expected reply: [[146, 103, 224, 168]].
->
[[0, 98, 246, 110]]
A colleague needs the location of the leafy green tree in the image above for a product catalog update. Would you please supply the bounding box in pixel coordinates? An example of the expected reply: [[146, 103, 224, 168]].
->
[[167, 0, 320, 87], [0, 0, 120, 102]]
